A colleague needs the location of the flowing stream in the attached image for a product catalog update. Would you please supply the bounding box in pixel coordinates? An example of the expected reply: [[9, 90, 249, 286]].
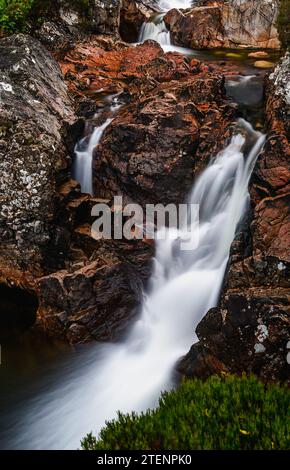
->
[[0, 0, 277, 451], [0, 118, 265, 449]]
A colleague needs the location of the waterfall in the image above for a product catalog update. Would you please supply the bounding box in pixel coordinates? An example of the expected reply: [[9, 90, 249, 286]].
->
[[73, 119, 112, 195], [7, 120, 265, 450], [138, 17, 171, 45], [138, 1, 194, 49]]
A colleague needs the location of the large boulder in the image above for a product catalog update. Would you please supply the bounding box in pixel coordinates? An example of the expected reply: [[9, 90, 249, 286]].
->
[[37, 236, 153, 342], [60, 40, 236, 207], [165, 0, 281, 50], [34, 178, 154, 343], [84, 43, 236, 206], [0, 34, 75, 284], [178, 54, 290, 384], [56, 0, 122, 35]]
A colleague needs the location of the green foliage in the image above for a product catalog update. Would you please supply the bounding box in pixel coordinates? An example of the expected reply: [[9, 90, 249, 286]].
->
[[0, 0, 91, 35], [81, 375, 290, 450], [0, 0, 34, 34], [277, 0, 290, 48]]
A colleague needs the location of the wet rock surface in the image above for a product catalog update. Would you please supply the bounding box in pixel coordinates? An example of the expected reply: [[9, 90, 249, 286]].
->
[[60, 40, 236, 206], [179, 54, 290, 384], [0, 33, 154, 343], [38, 38, 236, 342], [165, 0, 281, 50], [35, 177, 154, 343], [95, 57, 235, 205]]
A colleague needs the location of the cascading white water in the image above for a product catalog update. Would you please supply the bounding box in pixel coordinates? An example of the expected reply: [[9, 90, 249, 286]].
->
[[138, 1, 195, 51], [138, 16, 171, 45], [7, 119, 265, 450], [73, 119, 112, 195]]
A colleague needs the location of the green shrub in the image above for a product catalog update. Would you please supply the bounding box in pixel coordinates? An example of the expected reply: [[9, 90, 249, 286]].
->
[[81, 375, 290, 450], [0, 0, 34, 34]]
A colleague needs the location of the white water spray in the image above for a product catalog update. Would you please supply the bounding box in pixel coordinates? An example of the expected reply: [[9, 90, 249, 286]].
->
[[73, 119, 112, 195], [7, 120, 265, 450], [139, 16, 171, 45], [138, 1, 194, 51]]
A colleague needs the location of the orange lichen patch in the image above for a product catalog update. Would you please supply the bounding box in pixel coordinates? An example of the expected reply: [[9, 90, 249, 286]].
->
[[59, 39, 164, 99]]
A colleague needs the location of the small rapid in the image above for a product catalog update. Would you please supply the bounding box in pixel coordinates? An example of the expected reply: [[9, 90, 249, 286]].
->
[[138, 1, 197, 52], [73, 119, 112, 195], [139, 17, 171, 46], [73, 94, 121, 195]]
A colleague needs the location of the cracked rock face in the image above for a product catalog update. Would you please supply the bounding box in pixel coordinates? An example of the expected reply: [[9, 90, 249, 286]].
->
[[58, 0, 122, 35], [165, 0, 281, 50], [178, 53, 290, 384], [34, 0, 122, 57], [0, 34, 153, 343], [0, 34, 75, 283]]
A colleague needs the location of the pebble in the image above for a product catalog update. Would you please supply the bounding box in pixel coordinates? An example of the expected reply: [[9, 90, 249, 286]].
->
[[254, 60, 275, 69], [248, 51, 269, 59]]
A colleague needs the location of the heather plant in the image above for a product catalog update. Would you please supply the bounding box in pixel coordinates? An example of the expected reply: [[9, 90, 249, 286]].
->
[[82, 375, 290, 450]]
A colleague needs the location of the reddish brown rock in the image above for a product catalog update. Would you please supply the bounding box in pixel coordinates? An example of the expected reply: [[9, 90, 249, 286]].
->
[[60, 39, 236, 207], [165, 0, 281, 50], [89, 49, 235, 205], [32, 176, 154, 343], [59, 39, 163, 107], [37, 244, 152, 343]]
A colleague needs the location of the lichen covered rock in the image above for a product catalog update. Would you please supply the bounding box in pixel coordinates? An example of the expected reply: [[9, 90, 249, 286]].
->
[[0, 34, 75, 283], [165, 0, 281, 50]]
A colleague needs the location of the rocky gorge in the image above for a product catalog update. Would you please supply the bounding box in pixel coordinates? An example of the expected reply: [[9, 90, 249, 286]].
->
[[0, 0, 289, 451]]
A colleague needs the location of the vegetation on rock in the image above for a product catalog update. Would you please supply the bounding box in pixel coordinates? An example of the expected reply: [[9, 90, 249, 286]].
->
[[81, 375, 290, 450], [0, 0, 33, 33], [0, 0, 90, 34]]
